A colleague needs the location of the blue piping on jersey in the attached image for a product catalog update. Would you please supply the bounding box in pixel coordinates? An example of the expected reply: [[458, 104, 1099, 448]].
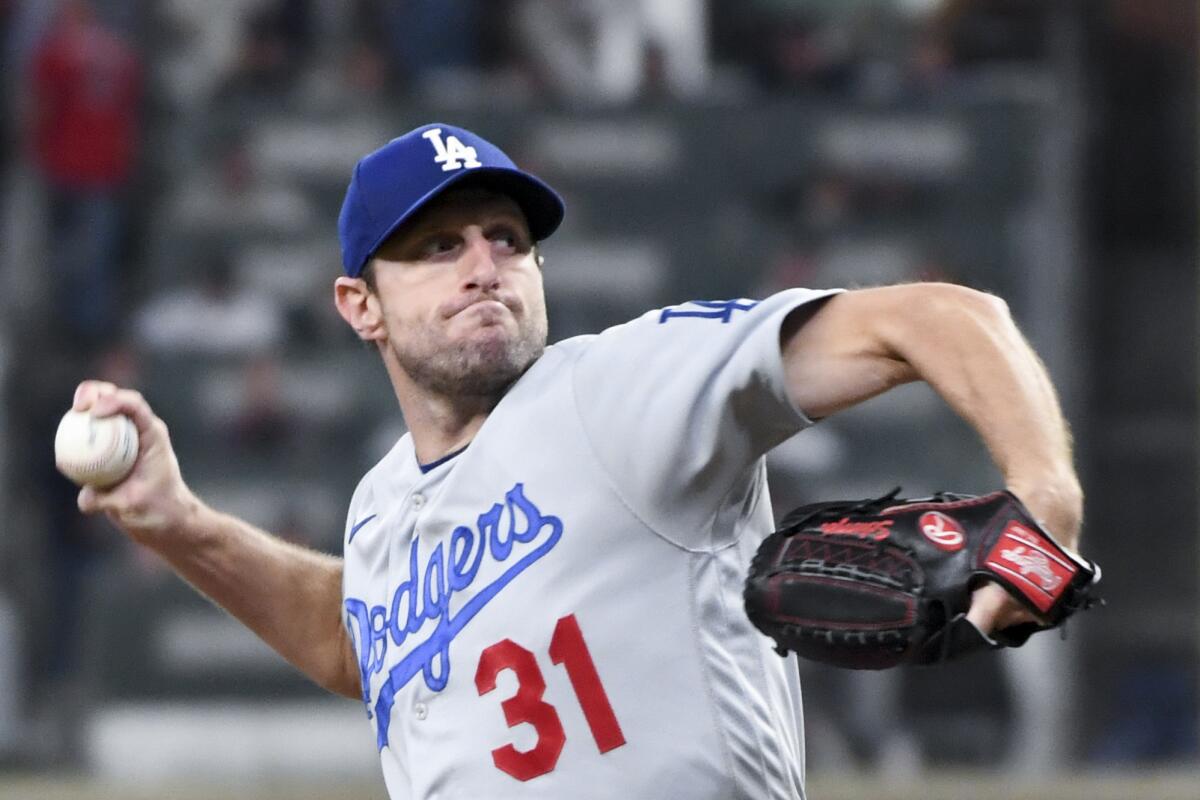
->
[[418, 445, 469, 473]]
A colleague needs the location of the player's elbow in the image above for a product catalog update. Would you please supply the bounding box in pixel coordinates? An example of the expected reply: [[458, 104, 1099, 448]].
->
[[325, 674, 363, 701], [960, 285, 1011, 326], [315, 661, 362, 701], [897, 282, 1013, 339], [309, 628, 363, 701], [913, 281, 1007, 318]]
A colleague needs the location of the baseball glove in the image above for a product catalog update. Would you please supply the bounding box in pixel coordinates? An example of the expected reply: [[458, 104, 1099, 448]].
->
[[743, 489, 1101, 669]]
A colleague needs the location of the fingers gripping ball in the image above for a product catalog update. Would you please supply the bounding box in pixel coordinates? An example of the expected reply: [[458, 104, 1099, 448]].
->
[[743, 490, 1102, 669], [54, 409, 139, 489]]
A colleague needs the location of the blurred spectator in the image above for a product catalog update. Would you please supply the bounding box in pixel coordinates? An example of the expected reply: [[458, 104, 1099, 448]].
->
[[28, 0, 142, 346], [166, 131, 316, 238], [712, 0, 1001, 100], [266, 0, 314, 72], [133, 251, 285, 356], [0, 0, 16, 173], [350, 0, 484, 95], [934, 0, 1053, 68], [212, 0, 315, 111], [342, 1, 389, 98], [5, 0, 56, 73], [156, 0, 262, 110], [732, 4, 858, 94], [231, 353, 293, 451], [513, 0, 709, 106], [211, 11, 292, 107], [905, 26, 954, 93]]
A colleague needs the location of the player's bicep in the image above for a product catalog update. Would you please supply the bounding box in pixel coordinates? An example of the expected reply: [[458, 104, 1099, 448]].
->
[[780, 287, 918, 420]]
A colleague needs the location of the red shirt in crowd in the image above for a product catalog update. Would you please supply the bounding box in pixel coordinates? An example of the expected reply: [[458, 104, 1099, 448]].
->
[[32, 18, 142, 188]]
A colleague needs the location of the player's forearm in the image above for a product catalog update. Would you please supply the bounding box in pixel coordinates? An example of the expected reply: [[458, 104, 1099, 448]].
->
[[882, 285, 1083, 543], [151, 499, 360, 699], [67, 381, 361, 699]]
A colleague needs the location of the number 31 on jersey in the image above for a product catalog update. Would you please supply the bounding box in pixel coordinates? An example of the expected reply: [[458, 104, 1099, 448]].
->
[[475, 613, 626, 781]]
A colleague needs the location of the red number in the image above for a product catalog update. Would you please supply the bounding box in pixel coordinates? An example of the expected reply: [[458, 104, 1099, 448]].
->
[[477, 615, 627, 781], [475, 639, 566, 781], [549, 614, 626, 753]]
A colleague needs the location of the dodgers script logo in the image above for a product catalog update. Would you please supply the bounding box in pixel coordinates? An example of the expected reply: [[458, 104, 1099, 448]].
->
[[345, 483, 563, 750], [422, 127, 482, 172]]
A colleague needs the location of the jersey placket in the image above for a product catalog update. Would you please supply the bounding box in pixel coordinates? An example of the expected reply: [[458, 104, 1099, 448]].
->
[[384, 469, 450, 760]]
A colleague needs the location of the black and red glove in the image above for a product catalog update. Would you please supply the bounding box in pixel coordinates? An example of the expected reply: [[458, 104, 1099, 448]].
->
[[743, 489, 1101, 669]]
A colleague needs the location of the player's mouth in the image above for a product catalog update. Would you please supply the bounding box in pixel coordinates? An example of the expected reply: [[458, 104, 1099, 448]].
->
[[461, 300, 511, 325], [443, 294, 519, 319]]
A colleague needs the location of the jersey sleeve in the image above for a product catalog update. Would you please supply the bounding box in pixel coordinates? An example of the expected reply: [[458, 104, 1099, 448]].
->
[[571, 288, 842, 549]]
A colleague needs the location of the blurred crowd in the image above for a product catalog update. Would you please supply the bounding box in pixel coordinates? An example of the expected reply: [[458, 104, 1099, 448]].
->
[[0, 0, 1057, 345], [4, 0, 1059, 114], [0, 0, 1194, 779], [0, 0, 1061, 418]]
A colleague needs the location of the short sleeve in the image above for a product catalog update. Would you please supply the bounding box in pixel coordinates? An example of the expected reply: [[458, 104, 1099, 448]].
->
[[571, 288, 842, 549]]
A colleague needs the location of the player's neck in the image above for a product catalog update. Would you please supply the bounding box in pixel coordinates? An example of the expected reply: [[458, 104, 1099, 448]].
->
[[403, 401, 490, 465], [387, 367, 499, 466]]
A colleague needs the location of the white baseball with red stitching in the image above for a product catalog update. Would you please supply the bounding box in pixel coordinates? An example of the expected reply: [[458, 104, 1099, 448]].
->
[[54, 409, 139, 489]]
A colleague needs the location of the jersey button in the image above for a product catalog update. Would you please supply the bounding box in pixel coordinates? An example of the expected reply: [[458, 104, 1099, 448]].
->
[[411, 493, 426, 510], [414, 702, 428, 721]]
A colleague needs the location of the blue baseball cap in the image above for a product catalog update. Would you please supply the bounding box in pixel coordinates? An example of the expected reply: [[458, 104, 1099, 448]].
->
[[338, 123, 565, 277]]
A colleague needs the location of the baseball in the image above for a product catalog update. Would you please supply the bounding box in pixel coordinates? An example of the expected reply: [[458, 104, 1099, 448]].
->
[[54, 409, 140, 489]]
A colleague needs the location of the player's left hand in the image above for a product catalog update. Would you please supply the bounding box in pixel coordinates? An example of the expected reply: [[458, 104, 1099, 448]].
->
[[744, 485, 1098, 669], [966, 480, 1084, 636]]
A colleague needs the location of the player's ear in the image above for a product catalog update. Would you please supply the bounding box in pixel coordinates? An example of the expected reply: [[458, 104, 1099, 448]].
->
[[334, 276, 386, 341]]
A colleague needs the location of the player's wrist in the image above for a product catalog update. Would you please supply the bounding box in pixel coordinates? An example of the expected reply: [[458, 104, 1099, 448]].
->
[[127, 485, 207, 551], [1004, 475, 1083, 548]]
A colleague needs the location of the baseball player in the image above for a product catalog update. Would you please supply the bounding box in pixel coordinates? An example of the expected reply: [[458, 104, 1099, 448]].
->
[[73, 123, 1083, 799]]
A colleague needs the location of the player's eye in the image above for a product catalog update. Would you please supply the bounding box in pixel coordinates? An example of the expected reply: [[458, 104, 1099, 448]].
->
[[487, 225, 530, 255], [418, 235, 460, 259]]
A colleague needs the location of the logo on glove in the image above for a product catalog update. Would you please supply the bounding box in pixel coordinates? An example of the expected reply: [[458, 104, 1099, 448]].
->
[[983, 520, 1079, 612], [998, 546, 1064, 592], [918, 511, 965, 551], [819, 518, 893, 540]]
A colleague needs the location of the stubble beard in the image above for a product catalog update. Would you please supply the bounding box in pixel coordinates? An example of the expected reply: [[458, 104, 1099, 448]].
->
[[393, 312, 548, 401]]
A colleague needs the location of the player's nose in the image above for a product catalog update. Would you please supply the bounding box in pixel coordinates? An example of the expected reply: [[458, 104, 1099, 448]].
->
[[460, 230, 500, 290]]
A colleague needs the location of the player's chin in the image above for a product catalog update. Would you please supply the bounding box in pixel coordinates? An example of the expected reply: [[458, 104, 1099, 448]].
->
[[464, 321, 543, 369], [455, 312, 520, 343]]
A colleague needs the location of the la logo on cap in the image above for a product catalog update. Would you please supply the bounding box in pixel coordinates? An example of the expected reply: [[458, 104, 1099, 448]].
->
[[422, 128, 482, 172]]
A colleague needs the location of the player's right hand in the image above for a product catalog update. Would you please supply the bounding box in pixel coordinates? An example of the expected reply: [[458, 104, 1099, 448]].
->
[[72, 380, 200, 546]]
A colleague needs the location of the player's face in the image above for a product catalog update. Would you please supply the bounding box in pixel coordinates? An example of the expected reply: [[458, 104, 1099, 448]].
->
[[367, 189, 549, 398]]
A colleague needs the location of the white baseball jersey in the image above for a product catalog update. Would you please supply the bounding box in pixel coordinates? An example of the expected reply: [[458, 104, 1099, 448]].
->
[[342, 288, 841, 800]]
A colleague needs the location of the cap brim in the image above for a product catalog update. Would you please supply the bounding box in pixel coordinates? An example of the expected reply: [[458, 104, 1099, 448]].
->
[[365, 167, 565, 263]]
